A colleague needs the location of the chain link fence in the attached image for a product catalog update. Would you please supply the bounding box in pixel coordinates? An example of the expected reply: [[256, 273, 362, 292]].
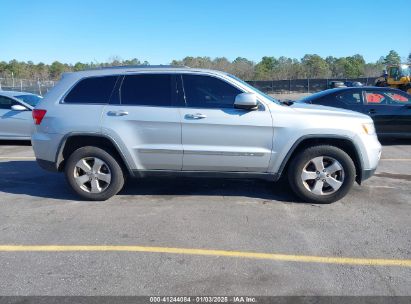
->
[[0, 78, 55, 96], [0, 77, 378, 96]]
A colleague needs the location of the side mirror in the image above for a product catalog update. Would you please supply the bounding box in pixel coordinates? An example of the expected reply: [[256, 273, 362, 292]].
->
[[11, 104, 28, 111], [234, 93, 258, 110]]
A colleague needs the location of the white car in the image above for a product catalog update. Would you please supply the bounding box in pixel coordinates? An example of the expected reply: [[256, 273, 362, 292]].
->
[[0, 91, 43, 140]]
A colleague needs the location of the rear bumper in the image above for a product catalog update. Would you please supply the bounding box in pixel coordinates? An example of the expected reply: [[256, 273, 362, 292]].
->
[[36, 158, 58, 172]]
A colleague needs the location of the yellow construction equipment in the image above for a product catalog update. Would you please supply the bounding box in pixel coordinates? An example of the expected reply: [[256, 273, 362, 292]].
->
[[375, 64, 411, 94]]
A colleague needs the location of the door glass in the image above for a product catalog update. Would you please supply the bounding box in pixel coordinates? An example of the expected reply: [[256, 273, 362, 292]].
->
[[182, 75, 242, 108], [365, 91, 411, 105], [121, 74, 172, 106], [336, 92, 362, 105], [385, 92, 411, 104]]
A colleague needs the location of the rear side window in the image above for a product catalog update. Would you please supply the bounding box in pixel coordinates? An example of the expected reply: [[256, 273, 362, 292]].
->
[[64, 76, 118, 104], [121, 74, 172, 106], [182, 75, 242, 108], [336, 92, 362, 105], [0, 96, 14, 109]]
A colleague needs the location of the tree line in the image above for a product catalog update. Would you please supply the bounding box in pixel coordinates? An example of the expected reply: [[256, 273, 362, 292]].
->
[[0, 50, 409, 82]]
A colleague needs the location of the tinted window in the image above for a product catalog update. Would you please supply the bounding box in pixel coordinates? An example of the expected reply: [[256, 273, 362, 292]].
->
[[0, 96, 16, 109], [121, 74, 172, 106], [336, 92, 362, 105], [15, 94, 42, 107], [385, 92, 410, 104], [364, 91, 411, 105], [182, 75, 242, 108], [64, 76, 118, 104]]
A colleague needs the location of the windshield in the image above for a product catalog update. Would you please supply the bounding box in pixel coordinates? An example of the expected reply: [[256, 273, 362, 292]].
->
[[15, 94, 43, 107], [227, 74, 280, 104]]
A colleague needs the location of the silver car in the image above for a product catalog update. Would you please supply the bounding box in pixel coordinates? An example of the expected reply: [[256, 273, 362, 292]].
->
[[0, 90, 43, 140], [31, 66, 381, 203]]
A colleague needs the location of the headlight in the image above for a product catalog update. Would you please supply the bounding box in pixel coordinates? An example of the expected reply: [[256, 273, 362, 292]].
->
[[362, 122, 376, 135]]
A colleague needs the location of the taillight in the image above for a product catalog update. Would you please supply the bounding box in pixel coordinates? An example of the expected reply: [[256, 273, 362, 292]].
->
[[32, 109, 47, 125]]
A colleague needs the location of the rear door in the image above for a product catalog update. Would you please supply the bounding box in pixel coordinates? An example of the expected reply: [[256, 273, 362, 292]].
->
[[179, 74, 273, 172], [102, 73, 183, 170], [0, 96, 32, 139]]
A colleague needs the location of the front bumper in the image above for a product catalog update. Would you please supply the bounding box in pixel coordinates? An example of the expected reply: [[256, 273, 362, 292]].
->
[[358, 168, 376, 184]]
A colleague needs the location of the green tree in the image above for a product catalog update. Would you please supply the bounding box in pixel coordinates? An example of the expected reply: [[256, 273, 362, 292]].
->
[[384, 50, 401, 65], [49, 61, 67, 79], [254, 56, 278, 80], [301, 54, 330, 78], [73, 62, 87, 71], [343, 54, 365, 77], [407, 52, 411, 64]]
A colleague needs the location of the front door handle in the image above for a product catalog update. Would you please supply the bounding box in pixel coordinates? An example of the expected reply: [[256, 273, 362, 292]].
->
[[107, 110, 129, 116], [185, 113, 207, 119], [368, 109, 376, 114]]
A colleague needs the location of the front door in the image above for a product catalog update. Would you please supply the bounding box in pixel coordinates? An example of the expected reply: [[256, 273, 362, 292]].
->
[[362, 90, 411, 136], [179, 74, 273, 172]]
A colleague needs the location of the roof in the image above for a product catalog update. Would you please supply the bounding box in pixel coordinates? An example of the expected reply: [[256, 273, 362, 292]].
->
[[0, 90, 39, 97]]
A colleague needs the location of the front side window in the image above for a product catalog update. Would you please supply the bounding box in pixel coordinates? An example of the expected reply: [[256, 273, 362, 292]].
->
[[64, 76, 118, 104], [182, 75, 242, 108], [364, 91, 411, 105], [336, 92, 362, 105], [121, 74, 172, 106], [385, 92, 410, 104]]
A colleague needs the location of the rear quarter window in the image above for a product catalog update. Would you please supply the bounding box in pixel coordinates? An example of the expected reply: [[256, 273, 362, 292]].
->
[[64, 76, 119, 104]]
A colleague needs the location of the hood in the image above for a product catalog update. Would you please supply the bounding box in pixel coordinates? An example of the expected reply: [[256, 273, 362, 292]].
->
[[288, 102, 370, 120]]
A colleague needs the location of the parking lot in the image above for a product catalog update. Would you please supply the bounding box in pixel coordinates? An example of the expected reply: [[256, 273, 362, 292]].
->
[[0, 140, 410, 296]]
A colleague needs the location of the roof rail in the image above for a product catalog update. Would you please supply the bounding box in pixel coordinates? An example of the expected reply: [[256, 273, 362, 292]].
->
[[84, 65, 189, 71]]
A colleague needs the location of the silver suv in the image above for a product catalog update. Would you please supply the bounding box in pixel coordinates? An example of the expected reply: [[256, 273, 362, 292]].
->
[[31, 66, 381, 203]]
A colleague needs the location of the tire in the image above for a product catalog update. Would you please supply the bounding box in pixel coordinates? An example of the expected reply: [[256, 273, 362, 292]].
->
[[64, 146, 125, 201], [287, 145, 355, 204]]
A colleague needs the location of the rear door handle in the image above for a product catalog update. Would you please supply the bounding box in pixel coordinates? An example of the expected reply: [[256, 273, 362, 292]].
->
[[107, 110, 129, 116], [185, 113, 207, 119], [368, 109, 376, 114]]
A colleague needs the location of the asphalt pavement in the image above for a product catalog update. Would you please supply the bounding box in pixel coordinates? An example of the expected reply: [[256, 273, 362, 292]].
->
[[0, 140, 410, 295]]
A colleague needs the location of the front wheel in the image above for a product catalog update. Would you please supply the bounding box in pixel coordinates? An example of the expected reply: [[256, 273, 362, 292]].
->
[[288, 145, 356, 204], [65, 146, 125, 201]]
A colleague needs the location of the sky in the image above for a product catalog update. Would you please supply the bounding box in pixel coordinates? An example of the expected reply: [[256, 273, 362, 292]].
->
[[1, 0, 410, 65]]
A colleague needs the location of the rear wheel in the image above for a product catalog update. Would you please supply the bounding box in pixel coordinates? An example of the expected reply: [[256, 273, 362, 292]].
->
[[288, 145, 355, 204], [65, 146, 125, 201]]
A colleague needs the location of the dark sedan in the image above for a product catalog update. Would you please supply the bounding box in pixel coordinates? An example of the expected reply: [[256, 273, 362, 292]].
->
[[299, 87, 411, 137]]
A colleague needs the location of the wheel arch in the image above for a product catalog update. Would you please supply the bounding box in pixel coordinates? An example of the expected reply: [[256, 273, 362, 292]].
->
[[277, 135, 364, 184], [55, 133, 133, 176]]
